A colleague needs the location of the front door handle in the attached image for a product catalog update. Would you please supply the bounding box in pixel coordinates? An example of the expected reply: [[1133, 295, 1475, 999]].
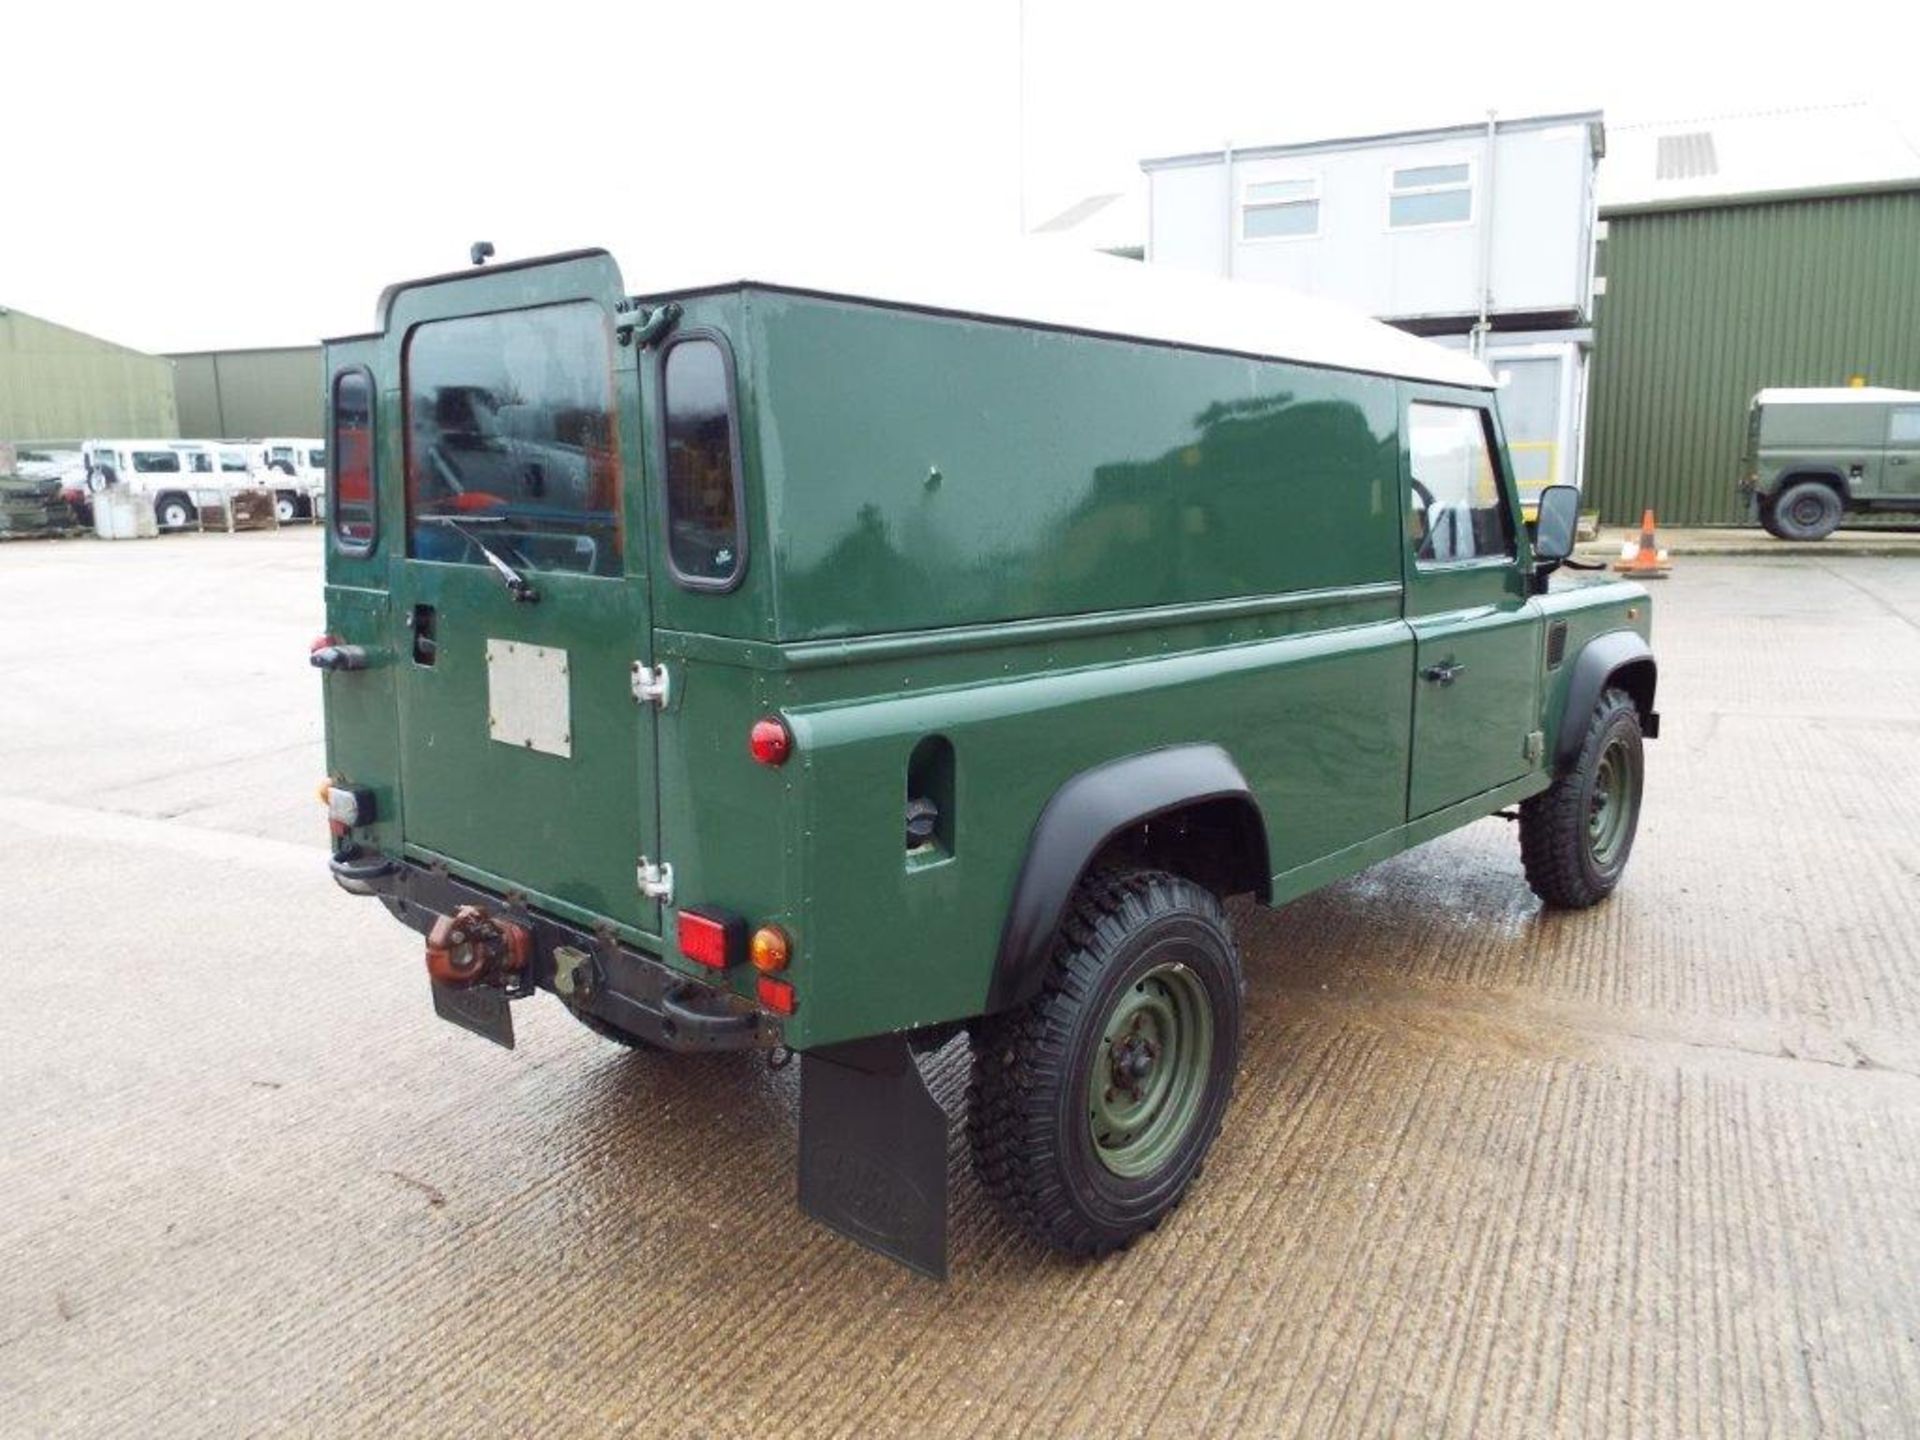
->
[[1422, 660, 1467, 685]]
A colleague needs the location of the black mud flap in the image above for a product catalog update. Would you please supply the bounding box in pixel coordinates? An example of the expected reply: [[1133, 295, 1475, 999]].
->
[[798, 1034, 949, 1280], [430, 978, 514, 1049]]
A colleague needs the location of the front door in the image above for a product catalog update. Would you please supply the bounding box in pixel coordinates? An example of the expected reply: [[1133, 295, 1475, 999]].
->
[[1885, 404, 1920, 502], [388, 277, 662, 934], [1401, 391, 1540, 819]]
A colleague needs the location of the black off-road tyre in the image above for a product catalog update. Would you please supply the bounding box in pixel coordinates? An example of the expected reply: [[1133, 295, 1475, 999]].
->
[[569, 1007, 660, 1050], [1520, 686, 1645, 908], [967, 868, 1243, 1258], [1770, 480, 1843, 541], [1756, 496, 1787, 539], [156, 494, 196, 530]]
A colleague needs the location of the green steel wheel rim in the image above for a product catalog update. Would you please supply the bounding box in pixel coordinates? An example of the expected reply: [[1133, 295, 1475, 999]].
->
[[1087, 961, 1214, 1179], [1587, 735, 1636, 868], [1788, 492, 1826, 528]]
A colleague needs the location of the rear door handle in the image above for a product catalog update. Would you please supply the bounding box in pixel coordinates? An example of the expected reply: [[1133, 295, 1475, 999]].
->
[[1421, 661, 1466, 685]]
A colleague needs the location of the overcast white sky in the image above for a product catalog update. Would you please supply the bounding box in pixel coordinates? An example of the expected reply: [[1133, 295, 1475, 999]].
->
[[6, 0, 1918, 354]]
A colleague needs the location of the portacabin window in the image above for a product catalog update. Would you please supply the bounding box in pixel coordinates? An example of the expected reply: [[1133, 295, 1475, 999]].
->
[[1406, 402, 1513, 565], [1389, 161, 1473, 228], [659, 333, 745, 590], [1242, 176, 1319, 240], [331, 368, 376, 551]]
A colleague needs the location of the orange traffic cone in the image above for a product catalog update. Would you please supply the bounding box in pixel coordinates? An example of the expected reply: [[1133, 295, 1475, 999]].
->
[[1613, 508, 1671, 577]]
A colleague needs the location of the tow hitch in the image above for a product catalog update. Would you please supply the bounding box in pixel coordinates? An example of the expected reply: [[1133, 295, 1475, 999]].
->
[[425, 904, 533, 1049]]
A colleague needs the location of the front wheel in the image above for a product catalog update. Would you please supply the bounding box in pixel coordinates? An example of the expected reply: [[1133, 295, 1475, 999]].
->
[[1770, 480, 1842, 541], [968, 868, 1242, 1257], [1520, 687, 1645, 908]]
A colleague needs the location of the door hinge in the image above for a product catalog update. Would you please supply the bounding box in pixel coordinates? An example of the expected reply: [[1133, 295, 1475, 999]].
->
[[1524, 730, 1545, 764], [614, 299, 682, 349], [630, 661, 671, 709], [636, 857, 675, 904]]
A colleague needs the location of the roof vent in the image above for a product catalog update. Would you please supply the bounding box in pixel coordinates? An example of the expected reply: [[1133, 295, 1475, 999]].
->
[[1655, 132, 1719, 181]]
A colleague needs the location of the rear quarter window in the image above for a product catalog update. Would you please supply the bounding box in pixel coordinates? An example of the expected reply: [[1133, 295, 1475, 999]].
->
[[331, 369, 376, 550], [659, 333, 745, 590]]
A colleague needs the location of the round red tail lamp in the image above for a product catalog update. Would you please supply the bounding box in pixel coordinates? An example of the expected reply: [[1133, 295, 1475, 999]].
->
[[749, 716, 792, 766]]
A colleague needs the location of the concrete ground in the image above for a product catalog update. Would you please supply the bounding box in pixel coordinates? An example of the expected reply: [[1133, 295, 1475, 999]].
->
[[3, 530, 1919, 1438]]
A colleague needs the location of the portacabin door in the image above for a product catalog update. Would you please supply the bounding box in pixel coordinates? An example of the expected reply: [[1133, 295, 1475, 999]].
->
[[1399, 386, 1542, 820]]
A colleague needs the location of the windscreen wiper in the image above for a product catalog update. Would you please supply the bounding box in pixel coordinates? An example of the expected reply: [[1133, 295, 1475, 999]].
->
[[422, 515, 539, 603]]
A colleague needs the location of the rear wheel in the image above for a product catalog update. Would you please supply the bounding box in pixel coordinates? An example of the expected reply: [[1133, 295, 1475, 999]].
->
[[1520, 687, 1645, 908], [156, 495, 195, 530], [1756, 496, 1787, 538], [274, 493, 299, 524], [968, 868, 1242, 1257], [1770, 480, 1842, 541]]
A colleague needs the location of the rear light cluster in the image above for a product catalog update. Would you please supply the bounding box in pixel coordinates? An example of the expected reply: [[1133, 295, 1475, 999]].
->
[[317, 780, 375, 837], [676, 907, 796, 1015]]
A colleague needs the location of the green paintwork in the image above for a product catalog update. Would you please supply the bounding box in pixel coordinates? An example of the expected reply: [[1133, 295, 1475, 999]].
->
[[321, 251, 1654, 1053], [1586, 186, 1920, 526], [1088, 962, 1213, 1178], [1742, 393, 1920, 510]]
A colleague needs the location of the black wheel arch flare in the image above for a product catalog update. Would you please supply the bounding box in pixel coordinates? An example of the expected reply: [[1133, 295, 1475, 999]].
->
[[988, 744, 1270, 1014]]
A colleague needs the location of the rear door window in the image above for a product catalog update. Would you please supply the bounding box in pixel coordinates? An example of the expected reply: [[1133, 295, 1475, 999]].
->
[[404, 301, 621, 577], [659, 335, 744, 589]]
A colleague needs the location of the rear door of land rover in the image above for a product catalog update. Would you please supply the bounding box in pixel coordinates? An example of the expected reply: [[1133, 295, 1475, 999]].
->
[[382, 255, 663, 936]]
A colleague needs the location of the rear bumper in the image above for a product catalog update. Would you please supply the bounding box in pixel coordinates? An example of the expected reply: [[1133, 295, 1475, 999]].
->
[[330, 849, 782, 1053]]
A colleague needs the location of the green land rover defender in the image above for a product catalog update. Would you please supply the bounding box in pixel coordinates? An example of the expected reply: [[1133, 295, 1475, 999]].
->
[[1741, 386, 1920, 540], [316, 245, 1659, 1278]]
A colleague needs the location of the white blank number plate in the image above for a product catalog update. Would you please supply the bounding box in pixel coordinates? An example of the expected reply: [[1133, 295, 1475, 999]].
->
[[486, 639, 572, 759]]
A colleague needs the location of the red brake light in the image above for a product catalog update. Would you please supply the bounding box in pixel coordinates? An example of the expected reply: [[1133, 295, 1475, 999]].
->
[[310, 633, 339, 653], [749, 716, 792, 766], [676, 907, 746, 969], [757, 975, 796, 1015]]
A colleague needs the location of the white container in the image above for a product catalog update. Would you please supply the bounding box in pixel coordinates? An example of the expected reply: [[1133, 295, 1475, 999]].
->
[[92, 489, 158, 540]]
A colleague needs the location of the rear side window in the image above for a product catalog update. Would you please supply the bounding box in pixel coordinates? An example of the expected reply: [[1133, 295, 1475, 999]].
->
[[1406, 402, 1513, 564], [660, 335, 744, 589], [1891, 408, 1920, 444], [132, 450, 182, 474], [331, 369, 376, 549], [404, 302, 621, 577]]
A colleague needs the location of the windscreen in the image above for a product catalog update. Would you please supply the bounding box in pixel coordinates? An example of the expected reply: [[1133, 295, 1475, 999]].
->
[[404, 301, 621, 577]]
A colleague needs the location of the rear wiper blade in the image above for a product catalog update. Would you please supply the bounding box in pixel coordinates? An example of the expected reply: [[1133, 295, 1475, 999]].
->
[[421, 515, 539, 603]]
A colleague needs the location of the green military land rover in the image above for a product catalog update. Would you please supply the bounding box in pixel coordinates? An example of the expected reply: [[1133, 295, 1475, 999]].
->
[[316, 244, 1659, 1277], [1741, 386, 1920, 540]]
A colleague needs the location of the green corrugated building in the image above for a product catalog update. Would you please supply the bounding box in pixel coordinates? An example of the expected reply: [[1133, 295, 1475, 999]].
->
[[168, 345, 323, 439], [1585, 171, 1920, 526], [0, 306, 178, 442]]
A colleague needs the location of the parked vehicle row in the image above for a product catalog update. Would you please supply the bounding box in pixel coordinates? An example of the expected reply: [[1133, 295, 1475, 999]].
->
[[79, 437, 327, 530]]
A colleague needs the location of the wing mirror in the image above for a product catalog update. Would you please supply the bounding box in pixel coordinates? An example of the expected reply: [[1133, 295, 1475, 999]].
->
[[1532, 484, 1582, 565]]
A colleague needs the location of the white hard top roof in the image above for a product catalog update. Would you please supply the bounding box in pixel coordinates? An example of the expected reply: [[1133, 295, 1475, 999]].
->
[[1755, 386, 1920, 406], [635, 238, 1492, 390]]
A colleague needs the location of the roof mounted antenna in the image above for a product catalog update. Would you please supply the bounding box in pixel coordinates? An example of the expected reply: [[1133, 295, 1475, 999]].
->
[[470, 241, 495, 267]]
